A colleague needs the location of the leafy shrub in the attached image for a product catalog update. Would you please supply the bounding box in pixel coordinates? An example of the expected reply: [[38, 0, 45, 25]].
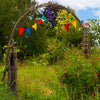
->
[[59, 47, 100, 98]]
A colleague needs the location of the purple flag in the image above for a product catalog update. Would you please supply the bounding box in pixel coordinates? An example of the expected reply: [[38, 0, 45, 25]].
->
[[48, 8, 51, 17]]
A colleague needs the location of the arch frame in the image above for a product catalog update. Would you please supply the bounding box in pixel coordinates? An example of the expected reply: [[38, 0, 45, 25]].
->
[[3, 2, 91, 81]]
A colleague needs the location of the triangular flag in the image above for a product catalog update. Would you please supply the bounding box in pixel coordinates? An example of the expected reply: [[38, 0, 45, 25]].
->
[[32, 23, 37, 31], [18, 27, 25, 36], [41, 14, 47, 21], [81, 20, 84, 24], [85, 23, 89, 26], [71, 20, 77, 28], [26, 27, 31, 36], [64, 23, 70, 32], [48, 8, 51, 17], [37, 19, 42, 24]]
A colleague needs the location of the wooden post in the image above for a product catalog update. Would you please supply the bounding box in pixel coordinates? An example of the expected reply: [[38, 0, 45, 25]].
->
[[8, 46, 17, 95], [83, 27, 91, 58]]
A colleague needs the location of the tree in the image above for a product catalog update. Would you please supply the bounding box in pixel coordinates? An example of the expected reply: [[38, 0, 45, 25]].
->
[[0, 0, 49, 60], [87, 19, 100, 46]]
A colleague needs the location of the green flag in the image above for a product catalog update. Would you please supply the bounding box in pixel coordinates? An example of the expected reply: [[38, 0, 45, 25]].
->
[[41, 14, 47, 21]]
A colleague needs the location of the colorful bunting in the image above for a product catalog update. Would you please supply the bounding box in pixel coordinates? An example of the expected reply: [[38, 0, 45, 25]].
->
[[26, 27, 31, 36], [48, 8, 51, 17], [18, 27, 25, 36], [85, 23, 89, 26], [64, 23, 70, 32], [32, 23, 37, 31], [37, 19, 42, 24], [71, 20, 76, 28], [41, 14, 47, 21]]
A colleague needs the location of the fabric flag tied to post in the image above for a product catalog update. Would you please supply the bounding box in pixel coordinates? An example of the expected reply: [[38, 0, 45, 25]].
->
[[37, 19, 42, 24], [48, 8, 51, 17], [41, 14, 47, 21], [71, 20, 76, 28], [32, 23, 37, 31], [19, 27, 25, 36], [26, 27, 31, 36], [64, 23, 70, 32]]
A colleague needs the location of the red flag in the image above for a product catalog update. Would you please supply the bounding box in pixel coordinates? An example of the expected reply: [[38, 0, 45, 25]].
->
[[18, 27, 25, 36], [64, 23, 70, 32], [37, 19, 42, 24], [85, 23, 89, 26]]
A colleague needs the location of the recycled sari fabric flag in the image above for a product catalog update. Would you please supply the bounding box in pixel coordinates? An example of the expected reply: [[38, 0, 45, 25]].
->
[[48, 8, 51, 17], [64, 23, 70, 32], [37, 19, 42, 24], [32, 23, 37, 31], [41, 14, 47, 21], [18, 27, 25, 36], [26, 27, 31, 36], [71, 20, 76, 28]]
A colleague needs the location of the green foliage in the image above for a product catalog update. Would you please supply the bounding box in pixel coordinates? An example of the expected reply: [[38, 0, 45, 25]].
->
[[0, 84, 18, 100], [58, 47, 100, 98], [55, 10, 83, 47], [0, 0, 37, 61], [88, 19, 100, 46]]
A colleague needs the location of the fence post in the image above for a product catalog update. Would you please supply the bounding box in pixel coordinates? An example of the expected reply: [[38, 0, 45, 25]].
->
[[8, 46, 17, 95], [83, 27, 91, 58]]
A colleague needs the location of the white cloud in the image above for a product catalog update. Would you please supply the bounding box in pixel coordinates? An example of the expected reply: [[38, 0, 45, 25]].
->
[[36, 0, 100, 11], [94, 10, 100, 17]]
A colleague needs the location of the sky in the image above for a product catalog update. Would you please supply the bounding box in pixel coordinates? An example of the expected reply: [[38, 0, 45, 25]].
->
[[36, 0, 100, 22]]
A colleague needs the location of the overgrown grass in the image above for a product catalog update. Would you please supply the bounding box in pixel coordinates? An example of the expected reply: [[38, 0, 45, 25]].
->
[[0, 47, 100, 100]]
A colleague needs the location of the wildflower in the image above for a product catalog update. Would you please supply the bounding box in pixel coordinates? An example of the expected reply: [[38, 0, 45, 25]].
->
[[80, 65, 82, 67], [94, 93, 97, 97], [74, 94, 76, 97], [97, 73, 100, 77], [97, 58, 100, 61], [64, 73, 67, 75], [59, 59, 62, 62]]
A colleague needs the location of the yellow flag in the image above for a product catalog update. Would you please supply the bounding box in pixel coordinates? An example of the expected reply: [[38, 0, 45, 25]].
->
[[32, 23, 37, 31], [71, 20, 76, 28]]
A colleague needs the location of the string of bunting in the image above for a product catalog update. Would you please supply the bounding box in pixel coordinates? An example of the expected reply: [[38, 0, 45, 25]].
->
[[18, 8, 89, 36]]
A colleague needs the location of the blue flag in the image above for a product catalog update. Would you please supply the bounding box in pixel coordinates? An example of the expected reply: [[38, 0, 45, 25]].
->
[[48, 8, 51, 17], [26, 27, 31, 36], [81, 20, 84, 24]]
